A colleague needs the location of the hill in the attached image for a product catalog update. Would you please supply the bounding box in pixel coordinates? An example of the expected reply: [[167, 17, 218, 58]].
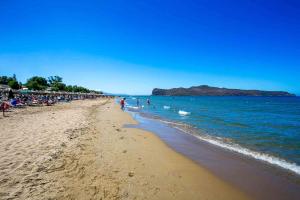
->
[[152, 85, 295, 96]]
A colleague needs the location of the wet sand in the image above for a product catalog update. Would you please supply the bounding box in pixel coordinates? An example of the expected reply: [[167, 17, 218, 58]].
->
[[0, 99, 249, 199], [127, 112, 300, 200]]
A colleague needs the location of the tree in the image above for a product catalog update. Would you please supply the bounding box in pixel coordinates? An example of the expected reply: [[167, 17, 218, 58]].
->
[[72, 85, 90, 93], [0, 76, 14, 85], [1, 74, 20, 89], [2, 74, 100, 93], [0, 76, 9, 85], [65, 85, 74, 92], [12, 74, 17, 81], [90, 90, 103, 94], [48, 76, 63, 85], [8, 80, 20, 89], [48, 76, 66, 91], [51, 82, 66, 91], [26, 76, 48, 90]]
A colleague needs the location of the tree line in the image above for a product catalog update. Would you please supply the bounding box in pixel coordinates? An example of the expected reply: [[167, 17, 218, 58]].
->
[[0, 74, 102, 94]]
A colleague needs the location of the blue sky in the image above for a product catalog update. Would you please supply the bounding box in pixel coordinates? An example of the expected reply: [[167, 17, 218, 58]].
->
[[0, 0, 299, 95]]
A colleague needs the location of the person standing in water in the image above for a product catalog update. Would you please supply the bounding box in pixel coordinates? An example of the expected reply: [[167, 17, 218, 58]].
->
[[147, 98, 150, 105], [136, 98, 140, 107], [120, 98, 126, 110]]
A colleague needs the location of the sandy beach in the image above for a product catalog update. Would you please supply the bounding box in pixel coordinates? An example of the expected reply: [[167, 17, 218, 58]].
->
[[0, 99, 249, 200]]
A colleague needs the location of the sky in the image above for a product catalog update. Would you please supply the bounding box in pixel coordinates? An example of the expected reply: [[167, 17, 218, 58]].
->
[[0, 0, 299, 95]]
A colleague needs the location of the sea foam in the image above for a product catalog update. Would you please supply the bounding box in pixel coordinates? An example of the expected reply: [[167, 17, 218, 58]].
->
[[178, 110, 190, 116], [126, 105, 139, 110], [152, 117, 300, 175], [163, 106, 170, 109], [172, 125, 300, 175]]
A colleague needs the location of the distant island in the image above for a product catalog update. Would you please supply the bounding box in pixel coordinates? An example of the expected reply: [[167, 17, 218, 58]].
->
[[152, 85, 296, 96]]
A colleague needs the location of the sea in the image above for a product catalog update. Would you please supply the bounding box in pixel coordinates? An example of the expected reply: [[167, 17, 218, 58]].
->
[[123, 96, 300, 175]]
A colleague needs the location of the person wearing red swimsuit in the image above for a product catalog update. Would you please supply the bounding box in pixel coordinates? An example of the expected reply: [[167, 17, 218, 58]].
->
[[120, 98, 125, 110]]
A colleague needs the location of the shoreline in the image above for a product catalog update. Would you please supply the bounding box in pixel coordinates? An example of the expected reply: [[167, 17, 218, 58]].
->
[[128, 108, 300, 176], [132, 109, 300, 175], [126, 110, 300, 200], [0, 99, 250, 199]]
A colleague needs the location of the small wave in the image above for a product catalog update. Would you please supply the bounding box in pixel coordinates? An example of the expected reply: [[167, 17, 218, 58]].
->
[[163, 106, 170, 109], [178, 110, 191, 116], [157, 119, 187, 127], [173, 126, 300, 175], [127, 105, 139, 110]]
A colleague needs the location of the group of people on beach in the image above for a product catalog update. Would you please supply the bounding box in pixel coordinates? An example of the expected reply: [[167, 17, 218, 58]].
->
[[119, 97, 150, 110], [0, 89, 107, 117]]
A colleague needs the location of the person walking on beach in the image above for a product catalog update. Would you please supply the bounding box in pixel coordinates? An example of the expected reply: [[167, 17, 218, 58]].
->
[[0, 101, 10, 117], [120, 98, 126, 110], [0, 101, 4, 117]]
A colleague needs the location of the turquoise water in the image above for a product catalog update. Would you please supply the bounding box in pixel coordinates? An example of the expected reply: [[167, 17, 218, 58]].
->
[[124, 96, 300, 173]]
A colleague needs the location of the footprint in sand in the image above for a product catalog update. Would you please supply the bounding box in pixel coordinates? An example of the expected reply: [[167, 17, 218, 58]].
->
[[128, 172, 134, 177], [154, 187, 160, 195]]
